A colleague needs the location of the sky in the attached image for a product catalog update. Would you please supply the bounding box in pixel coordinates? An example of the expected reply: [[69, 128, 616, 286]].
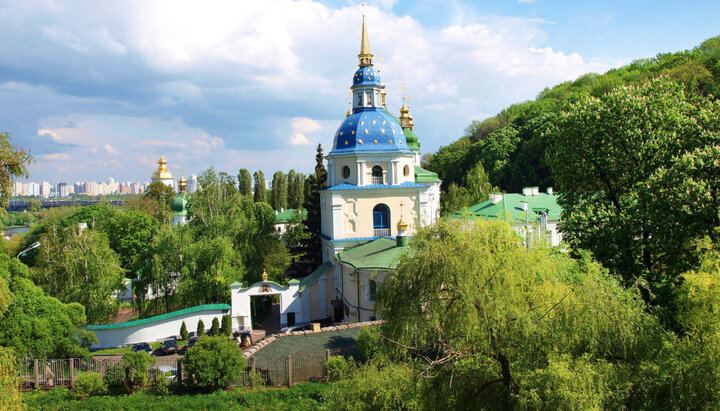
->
[[1, 0, 719, 184]]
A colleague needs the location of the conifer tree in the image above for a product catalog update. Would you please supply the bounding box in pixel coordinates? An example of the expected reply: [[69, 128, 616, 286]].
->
[[197, 319, 205, 336], [271, 171, 287, 210], [237, 168, 252, 196], [221, 315, 232, 336], [300, 144, 327, 271], [253, 170, 267, 203], [210, 317, 220, 336], [180, 321, 189, 341]]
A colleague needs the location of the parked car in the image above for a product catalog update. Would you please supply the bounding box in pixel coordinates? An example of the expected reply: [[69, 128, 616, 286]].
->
[[237, 331, 253, 347], [161, 339, 179, 355], [186, 336, 200, 349], [131, 342, 153, 354]]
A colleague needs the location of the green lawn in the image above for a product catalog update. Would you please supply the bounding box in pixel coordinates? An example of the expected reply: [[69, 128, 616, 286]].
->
[[254, 327, 363, 359], [92, 340, 188, 356], [23, 382, 330, 410]]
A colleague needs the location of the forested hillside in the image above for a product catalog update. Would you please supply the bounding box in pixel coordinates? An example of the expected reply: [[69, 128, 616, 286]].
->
[[426, 36, 720, 212]]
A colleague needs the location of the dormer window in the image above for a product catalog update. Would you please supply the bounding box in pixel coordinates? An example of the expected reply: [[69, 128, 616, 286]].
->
[[357, 93, 362, 106], [366, 92, 372, 107], [371, 166, 383, 184]]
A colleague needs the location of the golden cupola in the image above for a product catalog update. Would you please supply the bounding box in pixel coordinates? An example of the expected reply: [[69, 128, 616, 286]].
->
[[399, 99, 414, 131], [178, 172, 187, 193], [151, 154, 174, 181]]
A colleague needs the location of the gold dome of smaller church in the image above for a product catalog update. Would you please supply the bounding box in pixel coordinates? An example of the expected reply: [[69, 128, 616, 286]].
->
[[151, 155, 174, 180], [397, 218, 408, 231]]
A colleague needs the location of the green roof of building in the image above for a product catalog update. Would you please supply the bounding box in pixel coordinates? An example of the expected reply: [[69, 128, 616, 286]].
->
[[86, 304, 231, 330], [299, 261, 334, 292], [448, 192, 562, 222], [275, 208, 307, 223], [337, 237, 405, 271], [404, 128, 420, 151], [171, 192, 188, 215], [415, 166, 441, 183]]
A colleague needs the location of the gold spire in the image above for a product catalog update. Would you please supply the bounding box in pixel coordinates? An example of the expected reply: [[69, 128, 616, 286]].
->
[[346, 89, 353, 117], [358, 13, 373, 67], [397, 201, 408, 231], [399, 96, 414, 131], [262, 268, 268, 282], [178, 171, 187, 193]]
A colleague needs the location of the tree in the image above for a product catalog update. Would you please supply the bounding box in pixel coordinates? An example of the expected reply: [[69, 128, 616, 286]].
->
[[209, 317, 220, 336], [31, 224, 124, 323], [221, 314, 232, 336], [107, 210, 159, 272], [378, 219, 671, 409], [26, 198, 42, 213], [237, 168, 252, 197], [183, 336, 245, 390], [253, 170, 267, 203], [547, 77, 720, 318], [286, 169, 298, 208], [121, 351, 156, 393], [144, 181, 175, 223], [197, 319, 205, 336], [180, 321, 189, 341], [270, 171, 287, 211], [0, 254, 95, 358], [0, 132, 32, 208], [300, 144, 327, 271]]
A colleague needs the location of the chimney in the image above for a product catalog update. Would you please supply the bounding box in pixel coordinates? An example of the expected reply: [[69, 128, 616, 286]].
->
[[522, 187, 533, 196], [546, 187, 554, 195], [491, 193, 503, 204], [521, 202, 528, 212], [533, 187, 539, 196]]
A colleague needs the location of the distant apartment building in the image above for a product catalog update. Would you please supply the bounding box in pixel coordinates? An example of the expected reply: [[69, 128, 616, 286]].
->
[[40, 181, 52, 198], [187, 174, 198, 193]]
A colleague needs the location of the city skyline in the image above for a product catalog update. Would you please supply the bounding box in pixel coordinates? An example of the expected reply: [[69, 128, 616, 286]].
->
[[1, 1, 719, 182]]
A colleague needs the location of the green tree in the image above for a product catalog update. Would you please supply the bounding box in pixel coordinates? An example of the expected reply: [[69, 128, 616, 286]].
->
[[135, 226, 188, 316], [31, 224, 124, 323], [547, 77, 720, 318], [0, 254, 95, 358], [26, 198, 42, 213], [209, 317, 220, 336], [378, 219, 669, 409], [286, 169, 298, 208], [270, 171, 287, 211], [253, 170, 267, 203], [144, 181, 175, 223], [177, 236, 243, 306], [107, 210, 159, 272], [121, 351, 157, 393], [300, 144, 327, 271], [180, 321, 189, 341], [221, 314, 232, 336], [0, 132, 33, 208], [197, 319, 205, 336], [237, 168, 252, 197], [183, 336, 246, 390]]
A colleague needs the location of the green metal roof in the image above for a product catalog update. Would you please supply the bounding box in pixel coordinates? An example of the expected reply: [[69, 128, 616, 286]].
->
[[275, 208, 307, 223], [404, 128, 420, 151], [86, 304, 231, 330], [448, 192, 562, 222], [337, 237, 405, 271], [299, 261, 334, 292], [415, 166, 441, 183]]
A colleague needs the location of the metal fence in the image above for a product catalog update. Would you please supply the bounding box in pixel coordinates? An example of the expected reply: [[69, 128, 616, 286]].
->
[[18, 347, 356, 390]]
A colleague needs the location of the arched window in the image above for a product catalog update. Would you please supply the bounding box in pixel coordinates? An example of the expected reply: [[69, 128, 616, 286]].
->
[[371, 166, 383, 184], [342, 165, 351, 179], [373, 204, 390, 236], [403, 164, 410, 177]]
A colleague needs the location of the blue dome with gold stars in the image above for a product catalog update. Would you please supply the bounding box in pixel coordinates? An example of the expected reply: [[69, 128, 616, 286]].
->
[[331, 108, 412, 154], [353, 66, 382, 87]]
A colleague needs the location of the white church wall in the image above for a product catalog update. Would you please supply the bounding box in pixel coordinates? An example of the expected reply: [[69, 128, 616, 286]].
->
[[230, 280, 303, 330]]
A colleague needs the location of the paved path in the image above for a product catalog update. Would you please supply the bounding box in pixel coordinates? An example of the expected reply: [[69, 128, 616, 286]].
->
[[253, 326, 363, 359]]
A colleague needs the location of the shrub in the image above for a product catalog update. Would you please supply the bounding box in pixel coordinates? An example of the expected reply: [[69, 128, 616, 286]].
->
[[323, 356, 354, 381], [325, 362, 419, 410], [73, 372, 107, 397], [180, 321, 189, 341], [209, 317, 220, 336], [183, 336, 245, 390], [357, 326, 383, 362], [221, 315, 232, 336], [122, 351, 157, 393], [103, 363, 124, 388], [197, 319, 205, 336]]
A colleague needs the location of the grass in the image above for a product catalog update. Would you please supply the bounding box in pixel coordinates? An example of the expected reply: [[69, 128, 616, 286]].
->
[[23, 382, 331, 410], [254, 327, 362, 359], [92, 341, 190, 356]]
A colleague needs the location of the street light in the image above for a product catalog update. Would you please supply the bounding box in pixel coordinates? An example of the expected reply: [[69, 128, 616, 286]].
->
[[17, 242, 41, 259]]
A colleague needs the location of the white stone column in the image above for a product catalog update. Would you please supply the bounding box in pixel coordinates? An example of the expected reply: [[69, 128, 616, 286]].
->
[[358, 161, 366, 186], [331, 194, 343, 239], [327, 159, 335, 187], [391, 161, 399, 185]]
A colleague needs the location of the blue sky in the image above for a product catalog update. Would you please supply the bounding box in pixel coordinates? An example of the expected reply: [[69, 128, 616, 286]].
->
[[1, 0, 718, 183]]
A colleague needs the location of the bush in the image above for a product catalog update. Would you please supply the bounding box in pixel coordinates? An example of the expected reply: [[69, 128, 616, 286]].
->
[[325, 362, 419, 410], [221, 315, 232, 336], [180, 321, 189, 341], [73, 372, 107, 397], [197, 319, 205, 336], [122, 351, 157, 393], [323, 356, 354, 381], [103, 363, 124, 388], [209, 317, 220, 336], [357, 326, 383, 362], [183, 336, 245, 390]]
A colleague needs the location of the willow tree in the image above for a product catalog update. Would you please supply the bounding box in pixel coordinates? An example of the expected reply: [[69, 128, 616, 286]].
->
[[0, 132, 32, 208], [378, 219, 675, 409]]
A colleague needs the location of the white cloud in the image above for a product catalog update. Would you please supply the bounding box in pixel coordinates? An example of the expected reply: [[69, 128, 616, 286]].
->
[[103, 143, 119, 154], [37, 129, 61, 142], [290, 133, 310, 146], [43, 152, 70, 161], [289, 117, 322, 146]]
